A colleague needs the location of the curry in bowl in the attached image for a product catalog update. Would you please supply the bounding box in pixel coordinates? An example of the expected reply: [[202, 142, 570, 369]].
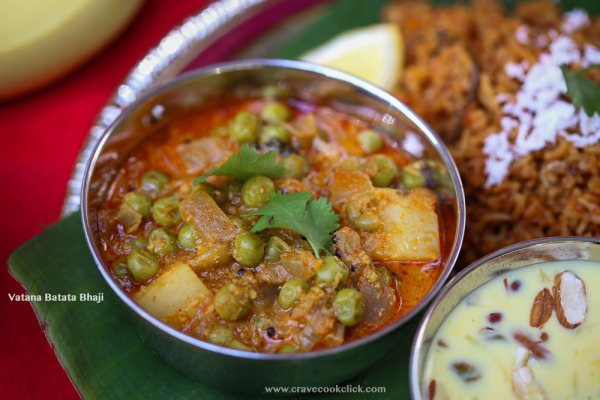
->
[[94, 77, 457, 354]]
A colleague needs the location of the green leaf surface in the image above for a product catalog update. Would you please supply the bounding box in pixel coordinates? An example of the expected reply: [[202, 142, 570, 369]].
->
[[249, 191, 340, 257], [194, 144, 285, 183], [8, 212, 416, 399], [561, 64, 600, 117], [275, 0, 391, 59]]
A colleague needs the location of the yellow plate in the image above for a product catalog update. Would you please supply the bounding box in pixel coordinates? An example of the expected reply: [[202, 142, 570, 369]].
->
[[0, 0, 145, 100]]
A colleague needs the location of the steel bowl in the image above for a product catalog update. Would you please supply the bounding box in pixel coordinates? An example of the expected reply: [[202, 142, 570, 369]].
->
[[81, 58, 465, 393], [410, 236, 600, 399]]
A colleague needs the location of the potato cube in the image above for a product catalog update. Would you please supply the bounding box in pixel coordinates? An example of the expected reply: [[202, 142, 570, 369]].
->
[[133, 262, 212, 319], [361, 187, 440, 261]]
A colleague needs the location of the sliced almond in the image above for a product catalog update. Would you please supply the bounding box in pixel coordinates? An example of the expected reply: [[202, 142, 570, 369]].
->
[[529, 288, 554, 328], [512, 347, 534, 400], [511, 347, 548, 400], [552, 270, 587, 329], [513, 332, 550, 360]]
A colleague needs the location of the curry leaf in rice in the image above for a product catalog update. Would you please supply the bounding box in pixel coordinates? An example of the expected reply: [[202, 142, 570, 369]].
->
[[561, 63, 600, 117]]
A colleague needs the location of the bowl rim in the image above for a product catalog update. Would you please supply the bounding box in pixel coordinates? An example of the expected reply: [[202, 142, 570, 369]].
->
[[409, 235, 600, 398], [81, 57, 466, 361]]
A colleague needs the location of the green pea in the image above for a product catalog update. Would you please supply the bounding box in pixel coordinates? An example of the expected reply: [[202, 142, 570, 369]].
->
[[401, 159, 452, 189], [338, 156, 361, 171], [147, 228, 177, 255], [233, 232, 264, 267], [126, 248, 160, 283], [279, 344, 298, 353], [401, 160, 427, 189], [123, 192, 151, 218], [357, 129, 383, 153], [214, 282, 251, 321], [259, 124, 290, 144], [428, 160, 452, 188], [265, 236, 291, 263], [347, 192, 382, 232], [230, 111, 259, 144], [241, 175, 275, 208], [225, 180, 243, 202], [208, 325, 234, 346], [111, 258, 130, 282], [366, 154, 398, 187], [315, 256, 349, 288], [152, 196, 181, 227], [282, 154, 309, 179], [124, 235, 147, 251], [349, 214, 382, 232], [376, 265, 393, 286], [211, 125, 229, 137], [260, 84, 291, 99], [333, 288, 365, 326], [229, 339, 253, 352], [227, 215, 244, 228], [278, 278, 310, 309], [141, 170, 169, 194], [261, 101, 291, 123], [177, 224, 199, 249]]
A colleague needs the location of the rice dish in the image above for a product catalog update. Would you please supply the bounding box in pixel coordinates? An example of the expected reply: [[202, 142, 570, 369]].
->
[[384, 0, 600, 265]]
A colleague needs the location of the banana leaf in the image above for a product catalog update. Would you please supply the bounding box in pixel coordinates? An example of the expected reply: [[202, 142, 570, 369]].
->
[[8, 211, 416, 399], [8, 0, 599, 398]]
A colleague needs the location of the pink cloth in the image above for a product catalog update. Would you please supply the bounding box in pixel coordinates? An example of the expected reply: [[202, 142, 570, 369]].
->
[[0, 1, 209, 397]]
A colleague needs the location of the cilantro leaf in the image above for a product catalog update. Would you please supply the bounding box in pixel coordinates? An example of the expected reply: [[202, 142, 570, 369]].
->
[[561, 64, 600, 117], [194, 144, 285, 183], [249, 191, 340, 258]]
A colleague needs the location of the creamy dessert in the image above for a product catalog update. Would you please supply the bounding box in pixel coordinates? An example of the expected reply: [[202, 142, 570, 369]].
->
[[422, 260, 600, 399]]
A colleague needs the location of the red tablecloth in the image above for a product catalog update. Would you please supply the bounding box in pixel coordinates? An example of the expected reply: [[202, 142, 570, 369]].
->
[[0, 1, 209, 398]]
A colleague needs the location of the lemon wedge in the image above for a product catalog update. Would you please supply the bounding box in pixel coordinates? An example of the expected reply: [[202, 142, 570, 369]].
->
[[299, 23, 404, 90], [0, 0, 144, 100]]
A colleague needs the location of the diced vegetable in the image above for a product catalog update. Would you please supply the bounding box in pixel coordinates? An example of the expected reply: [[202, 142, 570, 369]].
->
[[280, 249, 322, 281], [190, 242, 233, 270], [133, 263, 212, 319], [179, 190, 238, 243], [330, 170, 373, 209], [360, 187, 440, 261], [177, 136, 235, 175], [118, 202, 142, 234]]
